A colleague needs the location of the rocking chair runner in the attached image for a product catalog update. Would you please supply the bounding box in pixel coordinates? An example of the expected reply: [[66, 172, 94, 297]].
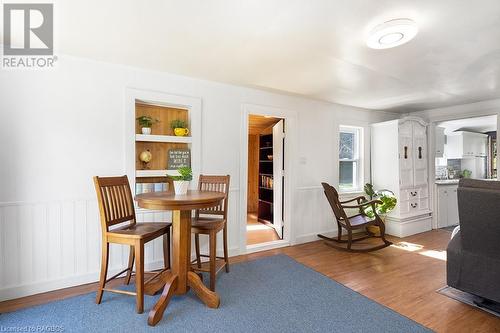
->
[[318, 182, 392, 252]]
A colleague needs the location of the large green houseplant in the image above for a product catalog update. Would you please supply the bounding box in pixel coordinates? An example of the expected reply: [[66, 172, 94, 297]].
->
[[362, 183, 397, 235]]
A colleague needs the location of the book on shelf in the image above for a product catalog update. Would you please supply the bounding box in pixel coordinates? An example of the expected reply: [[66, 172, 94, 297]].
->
[[260, 175, 273, 189]]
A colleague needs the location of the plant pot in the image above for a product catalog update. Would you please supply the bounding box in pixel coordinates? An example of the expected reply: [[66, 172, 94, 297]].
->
[[173, 180, 189, 195], [174, 127, 189, 136], [141, 127, 152, 135], [367, 225, 381, 236]]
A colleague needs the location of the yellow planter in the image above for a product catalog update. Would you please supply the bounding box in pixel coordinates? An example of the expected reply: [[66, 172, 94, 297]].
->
[[367, 225, 381, 236], [367, 216, 386, 236], [174, 127, 189, 136]]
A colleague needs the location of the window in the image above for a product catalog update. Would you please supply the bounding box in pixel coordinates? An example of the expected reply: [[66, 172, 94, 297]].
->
[[339, 126, 363, 192]]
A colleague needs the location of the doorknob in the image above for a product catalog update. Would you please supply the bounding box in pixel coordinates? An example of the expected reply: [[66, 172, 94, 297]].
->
[[418, 147, 422, 159], [404, 146, 408, 159]]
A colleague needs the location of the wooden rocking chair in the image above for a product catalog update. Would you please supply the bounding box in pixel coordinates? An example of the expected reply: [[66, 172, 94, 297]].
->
[[318, 182, 392, 252]]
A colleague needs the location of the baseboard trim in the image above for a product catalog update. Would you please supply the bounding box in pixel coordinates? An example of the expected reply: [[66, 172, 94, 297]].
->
[[0, 246, 240, 302], [385, 214, 433, 238], [293, 229, 338, 245]]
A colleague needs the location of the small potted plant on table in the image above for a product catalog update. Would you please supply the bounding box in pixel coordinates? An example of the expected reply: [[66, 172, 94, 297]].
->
[[169, 167, 193, 195], [136, 116, 159, 135], [171, 119, 189, 136]]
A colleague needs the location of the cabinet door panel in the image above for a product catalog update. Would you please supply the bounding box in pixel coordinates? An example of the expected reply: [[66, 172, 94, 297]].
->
[[413, 122, 428, 187], [437, 187, 448, 228], [399, 121, 414, 189], [418, 198, 429, 211], [447, 187, 459, 226], [435, 127, 445, 157], [399, 200, 410, 215]]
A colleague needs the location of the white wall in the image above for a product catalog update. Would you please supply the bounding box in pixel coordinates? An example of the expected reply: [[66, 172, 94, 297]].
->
[[0, 55, 397, 300]]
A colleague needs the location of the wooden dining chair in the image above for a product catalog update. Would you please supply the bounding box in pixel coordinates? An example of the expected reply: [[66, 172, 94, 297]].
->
[[191, 175, 230, 291], [318, 182, 392, 252], [93, 175, 171, 314]]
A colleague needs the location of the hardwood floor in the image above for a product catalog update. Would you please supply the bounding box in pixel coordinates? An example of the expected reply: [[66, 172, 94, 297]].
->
[[246, 213, 280, 245], [1, 230, 499, 332]]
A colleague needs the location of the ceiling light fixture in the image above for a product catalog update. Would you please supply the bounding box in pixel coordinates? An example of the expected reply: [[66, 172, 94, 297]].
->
[[367, 18, 418, 49]]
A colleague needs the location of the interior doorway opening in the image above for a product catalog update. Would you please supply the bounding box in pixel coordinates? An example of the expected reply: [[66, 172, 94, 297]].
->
[[246, 114, 285, 246]]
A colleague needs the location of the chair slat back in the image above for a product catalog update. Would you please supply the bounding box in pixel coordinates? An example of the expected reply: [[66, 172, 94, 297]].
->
[[196, 175, 230, 219], [94, 176, 136, 231], [321, 182, 349, 224]]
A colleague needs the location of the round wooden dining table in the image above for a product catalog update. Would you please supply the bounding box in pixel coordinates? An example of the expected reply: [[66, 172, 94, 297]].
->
[[135, 190, 226, 326]]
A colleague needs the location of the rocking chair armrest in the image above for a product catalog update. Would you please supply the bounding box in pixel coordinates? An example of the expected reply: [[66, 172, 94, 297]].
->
[[342, 199, 382, 209], [340, 196, 366, 204]]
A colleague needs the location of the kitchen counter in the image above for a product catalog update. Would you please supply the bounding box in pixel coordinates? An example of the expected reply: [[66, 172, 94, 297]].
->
[[435, 179, 459, 185], [435, 178, 497, 185]]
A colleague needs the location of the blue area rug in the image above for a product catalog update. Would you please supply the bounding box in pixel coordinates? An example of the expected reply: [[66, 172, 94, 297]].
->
[[1, 255, 431, 332]]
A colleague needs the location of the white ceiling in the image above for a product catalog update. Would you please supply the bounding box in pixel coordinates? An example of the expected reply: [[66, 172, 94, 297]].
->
[[8, 0, 500, 112], [438, 115, 498, 134]]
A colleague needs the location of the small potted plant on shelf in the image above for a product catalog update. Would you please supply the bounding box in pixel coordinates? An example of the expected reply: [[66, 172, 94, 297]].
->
[[168, 166, 192, 195], [362, 183, 397, 236], [136, 116, 159, 135], [170, 119, 189, 136]]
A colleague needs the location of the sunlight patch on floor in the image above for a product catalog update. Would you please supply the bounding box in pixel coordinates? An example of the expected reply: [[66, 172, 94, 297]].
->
[[419, 250, 447, 261], [391, 241, 424, 252], [246, 224, 271, 231], [391, 241, 447, 261]]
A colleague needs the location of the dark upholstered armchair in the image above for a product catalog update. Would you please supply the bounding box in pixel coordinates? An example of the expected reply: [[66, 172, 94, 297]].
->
[[447, 179, 500, 304]]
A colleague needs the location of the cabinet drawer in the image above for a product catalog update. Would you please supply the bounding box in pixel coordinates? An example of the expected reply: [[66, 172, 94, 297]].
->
[[399, 197, 429, 215], [408, 199, 428, 212], [400, 187, 428, 201]]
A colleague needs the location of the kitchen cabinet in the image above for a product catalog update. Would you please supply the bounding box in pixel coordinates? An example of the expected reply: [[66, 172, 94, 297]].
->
[[371, 117, 432, 237], [436, 184, 459, 227], [445, 131, 488, 158], [435, 126, 445, 157]]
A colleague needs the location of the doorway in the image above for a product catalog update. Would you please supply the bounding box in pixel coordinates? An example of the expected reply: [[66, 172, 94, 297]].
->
[[431, 114, 498, 230], [246, 115, 285, 245]]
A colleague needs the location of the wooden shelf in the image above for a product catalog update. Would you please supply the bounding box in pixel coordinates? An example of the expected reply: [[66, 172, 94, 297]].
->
[[260, 146, 272, 150], [136, 170, 179, 177], [259, 199, 273, 205], [136, 134, 192, 143], [259, 160, 273, 163], [259, 173, 273, 177], [258, 217, 273, 224], [259, 187, 273, 190]]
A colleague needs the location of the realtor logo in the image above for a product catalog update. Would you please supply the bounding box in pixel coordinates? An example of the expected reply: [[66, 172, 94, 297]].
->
[[2, 3, 56, 68]]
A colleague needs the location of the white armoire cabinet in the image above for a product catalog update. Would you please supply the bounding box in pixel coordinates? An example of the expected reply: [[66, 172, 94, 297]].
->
[[371, 117, 432, 237]]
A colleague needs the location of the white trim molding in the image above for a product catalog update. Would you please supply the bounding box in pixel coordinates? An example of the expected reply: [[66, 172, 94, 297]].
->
[[239, 103, 298, 254]]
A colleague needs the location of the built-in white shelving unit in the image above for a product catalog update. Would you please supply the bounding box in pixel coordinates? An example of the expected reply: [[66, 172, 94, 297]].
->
[[136, 169, 180, 177], [125, 89, 202, 210], [135, 134, 193, 144]]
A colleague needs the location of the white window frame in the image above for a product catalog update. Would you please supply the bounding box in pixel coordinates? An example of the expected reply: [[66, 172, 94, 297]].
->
[[339, 125, 364, 193]]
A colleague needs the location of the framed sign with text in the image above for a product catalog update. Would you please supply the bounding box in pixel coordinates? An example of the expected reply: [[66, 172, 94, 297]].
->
[[167, 148, 191, 169]]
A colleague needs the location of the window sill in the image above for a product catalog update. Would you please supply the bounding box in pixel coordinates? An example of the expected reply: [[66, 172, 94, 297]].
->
[[339, 190, 365, 196]]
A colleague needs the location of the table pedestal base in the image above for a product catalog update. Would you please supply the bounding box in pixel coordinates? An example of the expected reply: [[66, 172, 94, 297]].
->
[[147, 210, 220, 326]]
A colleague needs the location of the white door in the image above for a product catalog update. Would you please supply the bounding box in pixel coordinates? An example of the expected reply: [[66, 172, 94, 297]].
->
[[399, 121, 414, 189], [272, 119, 284, 239], [412, 122, 428, 187]]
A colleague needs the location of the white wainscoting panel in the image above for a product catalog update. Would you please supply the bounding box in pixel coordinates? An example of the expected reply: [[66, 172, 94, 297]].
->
[[293, 187, 365, 244], [0, 190, 240, 301]]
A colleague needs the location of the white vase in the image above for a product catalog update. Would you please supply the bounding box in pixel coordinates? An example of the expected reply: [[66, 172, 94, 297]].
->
[[141, 127, 152, 135], [173, 180, 189, 195]]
